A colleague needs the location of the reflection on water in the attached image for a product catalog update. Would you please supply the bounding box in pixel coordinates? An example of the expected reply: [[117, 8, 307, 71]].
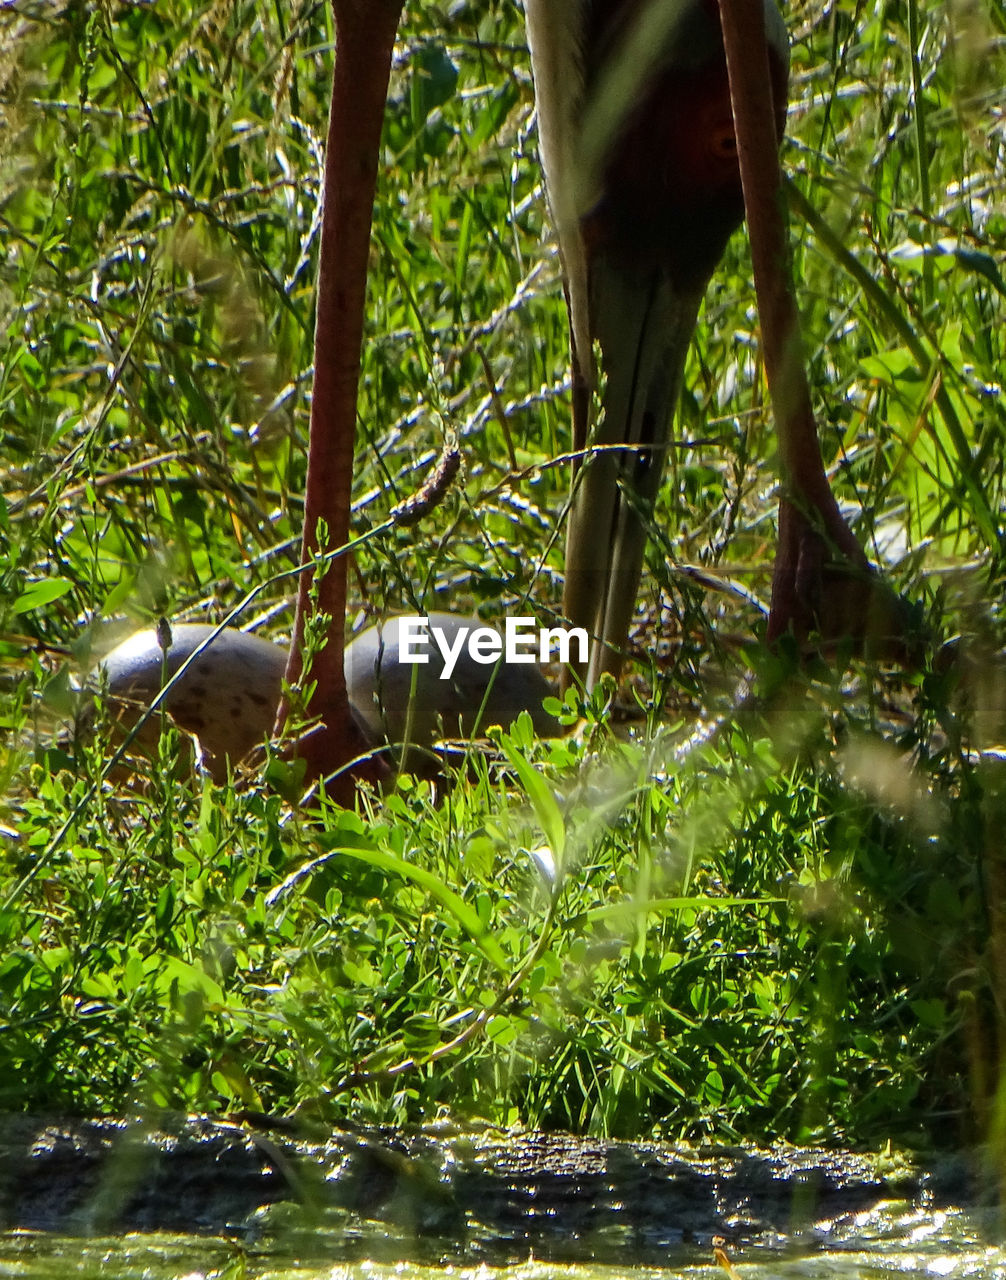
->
[[2, 1203, 1005, 1280]]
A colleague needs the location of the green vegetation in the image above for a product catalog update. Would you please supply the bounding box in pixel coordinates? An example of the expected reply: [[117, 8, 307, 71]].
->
[[2, 0, 1006, 1150]]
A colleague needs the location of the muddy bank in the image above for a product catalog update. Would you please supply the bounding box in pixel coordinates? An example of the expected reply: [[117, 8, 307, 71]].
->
[[0, 1114, 975, 1262]]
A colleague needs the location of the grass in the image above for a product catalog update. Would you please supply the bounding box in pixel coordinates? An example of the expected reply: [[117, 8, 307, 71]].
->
[[1, 0, 1006, 1152]]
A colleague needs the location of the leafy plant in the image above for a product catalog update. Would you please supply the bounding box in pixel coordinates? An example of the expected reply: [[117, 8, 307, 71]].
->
[[1, 0, 1005, 1150]]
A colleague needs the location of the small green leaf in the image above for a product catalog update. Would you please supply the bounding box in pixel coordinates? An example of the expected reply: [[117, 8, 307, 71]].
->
[[501, 738, 565, 863], [11, 578, 74, 615]]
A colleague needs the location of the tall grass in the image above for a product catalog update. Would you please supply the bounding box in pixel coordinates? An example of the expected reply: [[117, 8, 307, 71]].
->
[[1, 0, 1005, 1147]]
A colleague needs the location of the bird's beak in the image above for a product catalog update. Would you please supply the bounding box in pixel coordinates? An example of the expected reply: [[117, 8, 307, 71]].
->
[[562, 265, 704, 691]]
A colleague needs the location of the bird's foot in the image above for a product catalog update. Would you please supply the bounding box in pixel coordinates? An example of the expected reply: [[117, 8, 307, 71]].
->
[[766, 510, 926, 668], [281, 711, 390, 806]]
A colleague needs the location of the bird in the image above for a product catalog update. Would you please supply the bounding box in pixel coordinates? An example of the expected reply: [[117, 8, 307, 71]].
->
[[88, 1, 865, 791], [277, 0, 797, 792], [524, 0, 790, 690]]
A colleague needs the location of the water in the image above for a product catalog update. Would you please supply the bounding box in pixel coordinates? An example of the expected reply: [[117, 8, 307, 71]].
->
[[2, 1202, 1004, 1280]]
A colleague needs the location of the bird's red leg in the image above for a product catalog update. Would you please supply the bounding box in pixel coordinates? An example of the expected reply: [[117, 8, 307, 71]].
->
[[717, 0, 915, 662], [277, 0, 403, 797]]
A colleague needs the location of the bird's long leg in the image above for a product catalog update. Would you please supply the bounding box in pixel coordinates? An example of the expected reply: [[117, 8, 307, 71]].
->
[[718, 0, 915, 660], [277, 0, 403, 797]]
